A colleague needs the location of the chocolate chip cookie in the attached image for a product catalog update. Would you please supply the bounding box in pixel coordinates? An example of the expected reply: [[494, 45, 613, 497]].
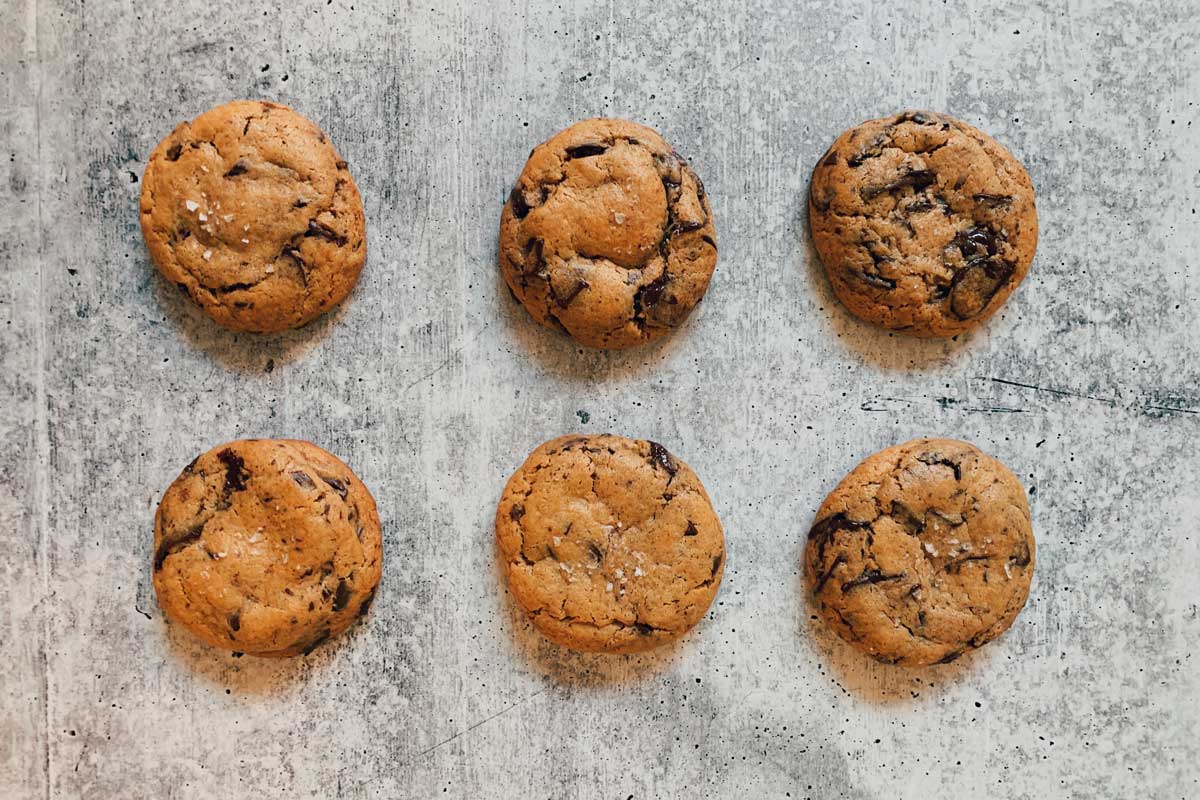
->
[[499, 118, 718, 349], [153, 439, 382, 657], [496, 434, 725, 653], [140, 100, 367, 333], [809, 111, 1037, 337], [805, 438, 1034, 666]]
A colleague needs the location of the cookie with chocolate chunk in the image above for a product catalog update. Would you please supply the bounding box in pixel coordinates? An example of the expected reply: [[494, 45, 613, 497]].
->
[[152, 439, 382, 657], [496, 434, 725, 653], [140, 100, 366, 333], [805, 438, 1034, 666], [499, 118, 718, 349], [809, 111, 1037, 337]]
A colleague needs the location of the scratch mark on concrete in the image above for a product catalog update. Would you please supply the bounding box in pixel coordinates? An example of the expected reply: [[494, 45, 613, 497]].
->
[[414, 688, 546, 759]]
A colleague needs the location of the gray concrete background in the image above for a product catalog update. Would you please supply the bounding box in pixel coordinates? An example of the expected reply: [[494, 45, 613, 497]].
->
[[2, 0, 1198, 797]]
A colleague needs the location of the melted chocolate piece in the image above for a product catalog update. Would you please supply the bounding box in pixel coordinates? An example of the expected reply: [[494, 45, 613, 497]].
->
[[554, 278, 589, 308], [332, 579, 352, 612], [291, 471, 315, 489], [916, 452, 963, 480], [683, 521, 698, 537], [841, 569, 906, 592], [647, 441, 677, 476], [564, 143, 608, 159], [217, 449, 249, 494], [321, 476, 348, 499], [166, 143, 183, 161], [509, 185, 531, 219], [305, 219, 348, 246], [509, 504, 525, 521], [224, 161, 248, 177], [153, 522, 205, 570], [228, 611, 241, 632]]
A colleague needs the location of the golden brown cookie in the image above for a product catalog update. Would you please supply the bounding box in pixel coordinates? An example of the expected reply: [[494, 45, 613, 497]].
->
[[499, 118, 718, 349], [495, 434, 725, 653], [805, 438, 1034, 666], [152, 439, 382, 657], [809, 111, 1037, 337], [140, 100, 367, 333]]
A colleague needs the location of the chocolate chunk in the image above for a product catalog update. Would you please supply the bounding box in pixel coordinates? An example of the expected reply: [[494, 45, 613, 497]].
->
[[564, 143, 609, 159], [294, 198, 309, 208], [1009, 541, 1031, 568], [841, 569, 906, 592], [509, 503, 525, 521], [216, 449, 249, 494], [153, 522, 205, 570], [166, 143, 183, 161], [635, 274, 670, 315], [522, 238, 544, 275], [711, 553, 723, 578], [321, 476, 348, 499], [813, 554, 847, 594], [291, 471, 315, 489], [554, 278, 589, 308], [861, 168, 937, 200], [916, 452, 962, 480], [973, 193, 1013, 207], [949, 258, 1015, 319], [633, 622, 655, 635], [305, 219, 348, 246], [945, 554, 990, 573], [808, 513, 871, 544], [183, 456, 199, 475], [332, 579, 352, 612], [683, 521, 698, 537], [647, 441, 677, 476], [228, 611, 241, 632], [587, 542, 604, 563], [509, 185, 531, 219], [952, 225, 1000, 259], [224, 161, 248, 177], [849, 269, 897, 290], [820, 148, 839, 168]]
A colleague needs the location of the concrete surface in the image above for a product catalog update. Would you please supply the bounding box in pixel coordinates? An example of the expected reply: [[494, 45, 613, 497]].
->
[[2, 0, 1198, 797]]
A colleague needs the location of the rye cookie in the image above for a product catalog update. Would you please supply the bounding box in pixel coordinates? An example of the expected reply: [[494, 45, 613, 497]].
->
[[140, 100, 366, 333], [499, 118, 717, 349], [805, 438, 1034, 666], [153, 439, 382, 657], [809, 111, 1037, 337], [496, 434, 725, 653]]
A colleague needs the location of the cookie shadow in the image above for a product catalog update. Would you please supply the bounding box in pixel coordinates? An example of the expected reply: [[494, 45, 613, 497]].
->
[[491, 557, 690, 688], [797, 573, 983, 705], [492, 258, 695, 385], [795, 196, 975, 372], [152, 266, 347, 374], [158, 613, 362, 695]]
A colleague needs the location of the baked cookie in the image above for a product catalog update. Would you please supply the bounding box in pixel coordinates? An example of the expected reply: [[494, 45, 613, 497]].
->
[[140, 100, 367, 333], [805, 438, 1034, 666], [499, 118, 717, 349], [809, 111, 1037, 337], [152, 439, 382, 657], [495, 434, 724, 653]]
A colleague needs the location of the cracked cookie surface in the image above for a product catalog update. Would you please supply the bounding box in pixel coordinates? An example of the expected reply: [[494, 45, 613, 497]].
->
[[805, 438, 1034, 666], [153, 439, 382, 657], [499, 118, 718, 349], [809, 111, 1037, 337], [140, 100, 366, 333], [496, 434, 724, 653]]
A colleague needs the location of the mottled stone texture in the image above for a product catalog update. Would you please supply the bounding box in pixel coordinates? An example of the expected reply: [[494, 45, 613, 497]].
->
[[2, 1, 1198, 797]]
